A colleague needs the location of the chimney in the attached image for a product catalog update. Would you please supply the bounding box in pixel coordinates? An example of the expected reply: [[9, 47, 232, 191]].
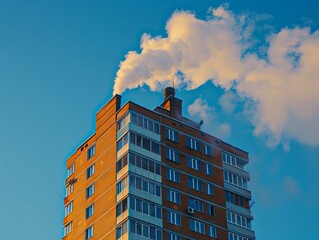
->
[[161, 87, 182, 119], [154, 87, 202, 129], [164, 87, 175, 100]]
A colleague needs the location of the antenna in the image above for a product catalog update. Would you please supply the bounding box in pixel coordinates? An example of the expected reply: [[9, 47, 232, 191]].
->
[[172, 73, 175, 88]]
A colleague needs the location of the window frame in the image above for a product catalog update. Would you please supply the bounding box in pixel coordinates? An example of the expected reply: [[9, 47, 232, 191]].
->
[[86, 184, 95, 199], [87, 144, 96, 160], [66, 164, 75, 177], [86, 204, 94, 219], [165, 128, 178, 142], [167, 210, 181, 226], [167, 189, 181, 204], [166, 169, 180, 183], [63, 221, 72, 237], [85, 225, 94, 239], [64, 201, 73, 217], [166, 148, 180, 163], [86, 164, 95, 179]]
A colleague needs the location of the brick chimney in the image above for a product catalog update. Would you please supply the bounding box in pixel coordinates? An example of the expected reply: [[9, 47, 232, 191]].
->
[[161, 87, 182, 119]]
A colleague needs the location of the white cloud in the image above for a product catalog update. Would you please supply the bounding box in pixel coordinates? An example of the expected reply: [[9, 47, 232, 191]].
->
[[218, 91, 238, 113], [187, 98, 215, 123], [113, 6, 319, 146], [187, 98, 231, 139]]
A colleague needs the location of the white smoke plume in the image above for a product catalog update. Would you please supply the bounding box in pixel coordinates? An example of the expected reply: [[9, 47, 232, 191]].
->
[[113, 6, 319, 146], [188, 98, 231, 139]]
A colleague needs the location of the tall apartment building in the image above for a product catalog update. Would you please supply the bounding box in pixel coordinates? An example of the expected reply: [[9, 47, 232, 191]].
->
[[63, 87, 255, 240]]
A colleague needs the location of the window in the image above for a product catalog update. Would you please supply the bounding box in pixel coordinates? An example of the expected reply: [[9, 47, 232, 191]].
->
[[85, 225, 94, 239], [208, 225, 217, 238], [129, 175, 161, 197], [207, 204, 215, 216], [67, 164, 75, 177], [206, 183, 214, 196], [204, 144, 212, 156], [226, 211, 252, 229], [117, 133, 128, 151], [166, 148, 179, 163], [86, 184, 95, 199], [166, 169, 180, 183], [86, 204, 94, 219], [117, 113, 129, 131], [225, 191, 250, 208], [187, 176, 203, 191], [87, 144, 96, 160], [228, 232, 249, 240], [130, 219, 162, 240], [86, 164, 95, 179], [116, 198, 128, 217], [129, 153, 161, 175], [130, 197, 162, 219], [167, 189, 181, 204], [205, 163, 213, 176], [131, 112, 160, 134], [116, 221, 128, 239], [222, 152, 245, 169], [224, 171, 248, 189], [130, 132, 160, 154], [64, 201, 73, 216], [189, 219, 205, 234], [116, 154, 128, 172], [187, 157, 201, 171], [116, 177, 128, 194], [186, 137, 200, 151], [165, 128, 178, 142], [63, 222, 72, 236], [168, 233, 181, 240], [188, 198, 204, 212], [167, 211, 181, 226], [66, 183, 74, 196]]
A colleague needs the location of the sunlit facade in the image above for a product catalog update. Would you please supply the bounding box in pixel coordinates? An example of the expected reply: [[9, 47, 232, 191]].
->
[[62, 87, 255, 240]]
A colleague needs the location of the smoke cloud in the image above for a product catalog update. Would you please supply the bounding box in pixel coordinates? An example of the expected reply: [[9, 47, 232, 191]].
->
[[113, 6, 319, 146]]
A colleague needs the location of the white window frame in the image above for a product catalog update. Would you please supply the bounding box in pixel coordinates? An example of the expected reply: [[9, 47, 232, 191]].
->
[[205, 163, 213, 176], [188, 176, 202, 191], [208, 225, 217, 238], [187, 157, 201, 171], [168, 233, 181, 240], [204, 144, 212, 156], [166, 128, 178, 142], [166, 148, 179, 163], [67, 164, 75, 177], [64, 201, 73, 216], [227, 211, 252, 229], [224, 171, 248, 189], [167, 189, 181, 204], [186, 137, 200, 151], [189, 219, 205, 234], [207, 183, 214, 196], [228, 232, 249, 240], [66, 183, 74, 197], [167, 169, 180, 183], [63, 221, 72, 236], [188, 198, 204, 212], [167, 210, 181, 226]]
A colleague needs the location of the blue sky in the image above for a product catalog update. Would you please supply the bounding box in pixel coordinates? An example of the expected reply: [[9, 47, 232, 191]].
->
[[1, 1, 318, 239]]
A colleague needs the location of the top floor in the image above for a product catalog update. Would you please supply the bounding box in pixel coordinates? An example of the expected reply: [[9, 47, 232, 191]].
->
[[65, 87, 249, 170]]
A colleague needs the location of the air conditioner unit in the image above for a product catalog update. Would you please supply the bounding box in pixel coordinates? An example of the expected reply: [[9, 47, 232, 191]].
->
[[187, 207, 194, 214]]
